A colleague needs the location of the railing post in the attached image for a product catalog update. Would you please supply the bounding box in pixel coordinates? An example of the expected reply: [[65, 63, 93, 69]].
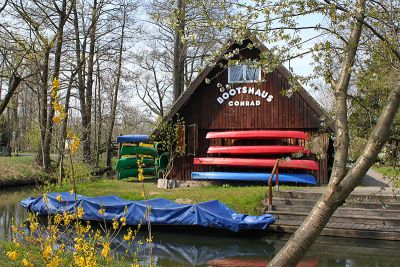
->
[[276, 166, 279, 192], [267, 160, 280, 211]]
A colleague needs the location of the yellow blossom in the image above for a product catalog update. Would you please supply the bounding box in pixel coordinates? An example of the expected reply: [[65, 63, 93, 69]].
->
[[12, 239, 20, 248], [70, 134, 80, 154], [43, 193, 48, 203], [84, 223, 91, 233], [11, 224, 18, 233], [52, 78, 60, 91], [76, 207, 85, 219], [101, 242, 110, 258], [22, 258, 34, 267], [131, 264, 139, 267], [52, 116, 62, 124], [6, 250, 19, 260], [29, 221, 39, 232], [123, 228, 133, 241], [42, 245, 52, 260], [73, 254, 85, 266], [47, 256, 61, 267], [54, 214, 62, 225], [120, 216, 127, 226], [112, 219, 119, 230], [56, 194, 62, 202], [66, 129, 73, 139], [98, 208, 105, 215], [63, 212, 74, 226]]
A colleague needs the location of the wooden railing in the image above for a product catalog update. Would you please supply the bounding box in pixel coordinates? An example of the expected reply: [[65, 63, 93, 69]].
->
[[267, 159, 280, 211]]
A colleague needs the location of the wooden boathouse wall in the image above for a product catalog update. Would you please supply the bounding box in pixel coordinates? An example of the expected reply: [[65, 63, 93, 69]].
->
[[166, 38, 333, 184]]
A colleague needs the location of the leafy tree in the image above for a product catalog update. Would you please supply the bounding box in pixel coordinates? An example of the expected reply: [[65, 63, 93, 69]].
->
[[191, 0, 400, 265]]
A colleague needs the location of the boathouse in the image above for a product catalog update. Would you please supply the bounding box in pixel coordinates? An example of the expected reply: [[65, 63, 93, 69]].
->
[[162, 33, 334, 184]]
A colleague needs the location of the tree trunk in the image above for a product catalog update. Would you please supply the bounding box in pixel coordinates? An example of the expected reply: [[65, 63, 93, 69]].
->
[[43, 0, 68, 172], [106, 5, 126, 170], [38, 47, 50, 170], [95, 60, 102, 167], [0, 73, 21, 116], [73, 0, 90, 164], [268, 1, 400, 266], [81, 0, 98, 164], [172, 0, 186, 102], [56, 71, 75, 171]]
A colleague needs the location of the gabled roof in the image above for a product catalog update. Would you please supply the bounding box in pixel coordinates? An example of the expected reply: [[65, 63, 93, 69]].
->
[[163, 31, 334, 132]]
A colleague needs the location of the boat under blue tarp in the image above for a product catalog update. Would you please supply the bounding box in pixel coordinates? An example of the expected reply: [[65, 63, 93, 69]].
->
[[116, 134, 149, 143], [21, 192, 275, 232]]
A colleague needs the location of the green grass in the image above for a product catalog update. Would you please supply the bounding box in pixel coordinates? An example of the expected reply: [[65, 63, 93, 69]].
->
[[59, 179, 269, 215], [372, 165, 400, 186], [0, 154, 99, 187], [0, 154, 49, 187]]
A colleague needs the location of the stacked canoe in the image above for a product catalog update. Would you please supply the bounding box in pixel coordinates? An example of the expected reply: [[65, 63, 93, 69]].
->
[[192, 130, 318, 185], [115, 135, 157, 179]]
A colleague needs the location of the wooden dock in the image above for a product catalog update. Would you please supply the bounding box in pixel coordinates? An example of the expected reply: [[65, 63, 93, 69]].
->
[[264, 187, 400, 240]]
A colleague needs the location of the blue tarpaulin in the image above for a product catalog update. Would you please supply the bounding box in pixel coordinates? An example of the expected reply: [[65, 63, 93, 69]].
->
[[21, 192, 275, 232]]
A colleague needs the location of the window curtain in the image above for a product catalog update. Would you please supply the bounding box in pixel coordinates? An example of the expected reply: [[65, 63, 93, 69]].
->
[[246, 66, 259, 81], [229, 65, 244, 82]]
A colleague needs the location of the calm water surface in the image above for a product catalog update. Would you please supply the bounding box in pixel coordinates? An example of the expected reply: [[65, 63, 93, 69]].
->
[[0, 186, 399, 266]]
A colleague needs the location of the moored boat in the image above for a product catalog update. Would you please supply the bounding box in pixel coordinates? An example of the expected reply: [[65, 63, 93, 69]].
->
[[207, 145, 310, 155], [115, 157, 155, 171], [191, 172, 317, 185], [206, 130, 308, 140], [120, 146, 158, 157], [116, 134, 149, 143], [21, 192, 276, 232]]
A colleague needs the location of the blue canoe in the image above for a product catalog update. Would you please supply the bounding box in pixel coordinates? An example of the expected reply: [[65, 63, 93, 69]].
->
[[21, 192, 275, 232], [192, 172, 317, 185], [116, 134, 149, 144]]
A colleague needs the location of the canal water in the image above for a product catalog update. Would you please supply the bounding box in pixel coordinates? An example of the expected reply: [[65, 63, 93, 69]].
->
[[1, 186, 399, 266]]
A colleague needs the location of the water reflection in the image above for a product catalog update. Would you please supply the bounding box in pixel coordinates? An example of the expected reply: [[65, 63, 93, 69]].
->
[[0, 186, 399, 266], [0, 185, 38, 239]]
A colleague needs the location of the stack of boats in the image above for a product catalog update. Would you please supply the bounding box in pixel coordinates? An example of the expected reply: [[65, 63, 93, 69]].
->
[[192, 130, 319, 185], [115, 134, 158, 179]]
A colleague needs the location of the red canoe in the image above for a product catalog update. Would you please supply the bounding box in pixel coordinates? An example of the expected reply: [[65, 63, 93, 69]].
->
[[206, 130, 308, 140], [193, 157, 319, 171], [207, 145, 310, 155]]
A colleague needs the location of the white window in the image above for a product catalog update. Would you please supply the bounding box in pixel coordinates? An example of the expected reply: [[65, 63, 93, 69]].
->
[[228, 64, 261, 83]]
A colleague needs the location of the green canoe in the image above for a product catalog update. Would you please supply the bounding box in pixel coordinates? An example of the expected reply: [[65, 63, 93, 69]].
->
[[118, 167, 156, 179], [120, 146, 157, 157], [115, 157, 155, 171]]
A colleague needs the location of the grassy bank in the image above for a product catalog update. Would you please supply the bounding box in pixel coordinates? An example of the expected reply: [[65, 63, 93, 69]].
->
[[372, 165, 399, 186], [0, 155, 49, 187], [0, 154, 99, 188], [59, 179, 268, 215]]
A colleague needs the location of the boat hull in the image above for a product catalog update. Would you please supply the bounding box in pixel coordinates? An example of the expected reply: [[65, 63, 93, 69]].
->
[[207, 145, 310, 155], [116, 134, 149, 143], [120, 146, 158, 157], [116, 157, 155, 171], [118, 167, 155, 179], [192, 172, 316, 185], [206, 130, 307, 140], [193, 157, 319, 171]]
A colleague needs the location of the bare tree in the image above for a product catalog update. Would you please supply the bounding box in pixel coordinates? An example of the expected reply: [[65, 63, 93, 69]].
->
[[132, 47, 172, 118]]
